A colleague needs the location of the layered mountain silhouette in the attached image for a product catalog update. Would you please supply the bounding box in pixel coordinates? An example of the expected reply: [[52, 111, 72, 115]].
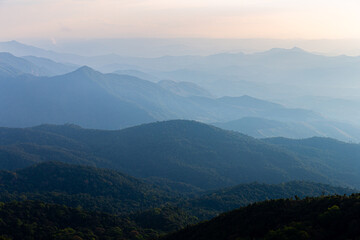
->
[[214, 117, 360, 142], [1, 120, 360, 190], [0, 52, 76, 77], [0, 64, 336, 132]]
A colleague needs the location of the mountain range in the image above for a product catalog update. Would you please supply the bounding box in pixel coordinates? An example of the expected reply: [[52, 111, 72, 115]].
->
[[3, 40, 360, 100], [1, 120, 360, 191], [2, 55, 360, 141], [0, 161, 355, 220]]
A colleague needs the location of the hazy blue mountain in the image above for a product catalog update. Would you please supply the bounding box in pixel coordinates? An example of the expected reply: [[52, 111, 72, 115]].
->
[[0, 40, 85, 64], [186, 95, 322, 123], [113, 69, 161, 82], [0, 65, 326, 128], [214, 117, 360, 142], [22, 55, 77, 76], [0, 52, 77, 77], [3, 120, 360, 190], [281, 96, 360, 126], [0, 52, 46, 77], [86, 71, 203, 120], [158, 80, 213, 98], [3, 41, 360, 100], [0, 66, 155, 129]]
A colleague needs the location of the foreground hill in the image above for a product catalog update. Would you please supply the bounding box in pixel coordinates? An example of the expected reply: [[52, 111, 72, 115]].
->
[[0, 201, 156, 240], [163, 194, 360, 240], [0, 162, 176, 214], [2, 120, 360, 190]]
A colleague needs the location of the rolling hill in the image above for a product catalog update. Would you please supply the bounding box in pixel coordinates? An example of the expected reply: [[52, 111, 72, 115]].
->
[[0, 161, 177, 214], [1, 120, 360, 190], [182, 181, 355, 219], [0, 161, 355, 222]]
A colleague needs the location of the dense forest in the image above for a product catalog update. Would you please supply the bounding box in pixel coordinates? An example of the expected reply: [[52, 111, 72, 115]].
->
[[182, 181, 355, 219], [0, 161, 177, 214], [0, 121, 360, 239], [0, 162, 354, 219], [0, 201, 157, 240], [163, 194, 360, 240]]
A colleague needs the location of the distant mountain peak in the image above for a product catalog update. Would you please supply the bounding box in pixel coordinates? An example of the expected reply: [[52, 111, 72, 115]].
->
[[262, 47, 307, 55], [72, 65, 99, 76], [291, 46, 305, 52]]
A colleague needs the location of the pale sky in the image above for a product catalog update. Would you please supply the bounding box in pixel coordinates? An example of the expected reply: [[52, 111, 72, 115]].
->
[[1, 0, 360, 40]]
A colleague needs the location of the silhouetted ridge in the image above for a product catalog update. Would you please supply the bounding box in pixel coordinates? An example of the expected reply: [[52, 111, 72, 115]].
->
[[163, 194, 360, 240]]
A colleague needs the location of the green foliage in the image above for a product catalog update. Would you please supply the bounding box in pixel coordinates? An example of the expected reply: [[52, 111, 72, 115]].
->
[[0, 201, 157, 240], [0, 162, 177, 214], [129, 205, 198, 233]]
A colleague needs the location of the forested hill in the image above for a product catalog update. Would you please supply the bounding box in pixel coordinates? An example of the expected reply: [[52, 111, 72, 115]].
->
[[163, 194, 360, 240], [0, 161, 355, 220], [0, 161, 176, 214], [182, 181, 356, 219], [2, 120, 360, 190], [0, 120, 329, 190]]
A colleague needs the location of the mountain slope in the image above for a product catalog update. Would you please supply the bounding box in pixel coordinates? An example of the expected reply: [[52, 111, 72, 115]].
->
[[0, 64, 327, 129], [0, 66, 155, 129], [0, 52, 76, 77], [263, 137, 360, 187], [2, 120, 360, 189], [1, 120, 354, 190], [22, 55, 77, 76], [163, 194, 360, 240], [158, 80, 213, 98], [214, 117, 360, 142], [0, 52, 45, 77]]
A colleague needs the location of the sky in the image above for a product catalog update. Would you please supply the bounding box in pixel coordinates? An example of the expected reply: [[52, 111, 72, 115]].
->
[[1, 0, 360, 41]]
